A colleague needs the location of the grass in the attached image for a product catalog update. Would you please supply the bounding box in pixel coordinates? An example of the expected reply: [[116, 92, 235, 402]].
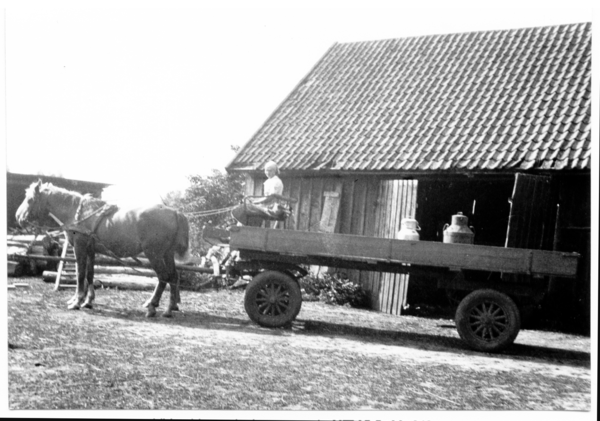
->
[[6, 277, 592, 410]]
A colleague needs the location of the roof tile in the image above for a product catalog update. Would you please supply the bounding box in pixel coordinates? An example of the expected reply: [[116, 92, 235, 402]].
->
[[229, 23, 591, 173]]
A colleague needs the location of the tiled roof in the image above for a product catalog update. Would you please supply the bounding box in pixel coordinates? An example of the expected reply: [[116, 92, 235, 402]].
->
[[228, 23, 591, 173]]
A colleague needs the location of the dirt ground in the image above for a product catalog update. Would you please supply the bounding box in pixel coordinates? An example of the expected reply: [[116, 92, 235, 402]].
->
[[6, 276, 594, 411]]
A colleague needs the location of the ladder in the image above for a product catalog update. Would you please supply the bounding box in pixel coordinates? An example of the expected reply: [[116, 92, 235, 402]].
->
[[54, 232, 77, 290]]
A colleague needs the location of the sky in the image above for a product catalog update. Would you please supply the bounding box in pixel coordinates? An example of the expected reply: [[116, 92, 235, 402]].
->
[[0, 1, 596, 207]]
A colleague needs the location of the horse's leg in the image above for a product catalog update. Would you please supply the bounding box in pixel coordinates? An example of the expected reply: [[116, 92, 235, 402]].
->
[[144, 281, 167, 317], [161, 253, 179, 318], [67, 278, 87, 305], [66, 240, 81, 306], [67, 288, 78, 305], [168, 262, 181, 312], [82, 247, 96, 309], [68, 238, 88, 310], [174, 275, 181, 310], [143, 249, 169, 317]]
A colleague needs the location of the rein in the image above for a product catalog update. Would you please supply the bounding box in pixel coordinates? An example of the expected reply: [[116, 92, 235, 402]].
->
[[183, 194, 295, 218], [184, 205, 237, 217]]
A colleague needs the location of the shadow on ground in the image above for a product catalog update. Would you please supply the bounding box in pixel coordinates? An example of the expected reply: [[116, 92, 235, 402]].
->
[[87, 300, 590, 369], [299, 318, 591, 367]]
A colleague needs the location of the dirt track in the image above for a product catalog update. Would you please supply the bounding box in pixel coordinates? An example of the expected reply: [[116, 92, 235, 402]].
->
[[6, 277, 593, 411]]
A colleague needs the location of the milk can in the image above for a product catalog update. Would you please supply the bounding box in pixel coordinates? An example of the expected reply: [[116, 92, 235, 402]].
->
[[397, 218, 420, 241], [443, 212, 475, 244]]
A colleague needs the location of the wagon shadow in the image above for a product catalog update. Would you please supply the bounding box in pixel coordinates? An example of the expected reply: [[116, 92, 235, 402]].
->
[[89, 304, 590, 369], [297, 319, 591, 368]]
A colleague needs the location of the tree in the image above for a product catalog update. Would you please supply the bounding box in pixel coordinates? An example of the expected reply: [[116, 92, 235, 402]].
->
[[164, 169, 245, 254]]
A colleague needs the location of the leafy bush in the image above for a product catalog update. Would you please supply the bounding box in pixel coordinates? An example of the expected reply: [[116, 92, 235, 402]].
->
[[299, 273, 370, 309], [163, 169, 245, 256]]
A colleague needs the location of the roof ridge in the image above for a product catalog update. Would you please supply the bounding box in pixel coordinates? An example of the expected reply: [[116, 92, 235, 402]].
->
[[334, 22, 591, 47]]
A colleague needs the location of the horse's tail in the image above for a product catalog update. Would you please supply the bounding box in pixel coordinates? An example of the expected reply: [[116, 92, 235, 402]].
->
[[174, 211, 191, 263]]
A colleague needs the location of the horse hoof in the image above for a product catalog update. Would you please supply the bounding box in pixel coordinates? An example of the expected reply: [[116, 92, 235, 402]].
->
[[82, 303, 93, 309], [68, 303, 80, 310], [161, 312, 173, 318], [145, 306, 156, 317]]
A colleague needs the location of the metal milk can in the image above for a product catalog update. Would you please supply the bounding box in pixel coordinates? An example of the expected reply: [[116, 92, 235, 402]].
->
[[443, 212, 474, 244], [397, 218, 420, 241]]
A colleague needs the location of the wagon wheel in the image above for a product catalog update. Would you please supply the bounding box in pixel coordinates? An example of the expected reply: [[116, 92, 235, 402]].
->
[[455, 289, 521, 353], [244, 270, 302, 328]]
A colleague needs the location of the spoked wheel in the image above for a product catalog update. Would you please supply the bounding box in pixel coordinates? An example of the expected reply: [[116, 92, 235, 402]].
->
[[244, 270, 302, 328], [455, 289, 521, 353]]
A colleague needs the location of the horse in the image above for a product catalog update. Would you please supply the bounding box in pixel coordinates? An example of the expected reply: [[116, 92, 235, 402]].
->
[[15, 180, 190, 318]]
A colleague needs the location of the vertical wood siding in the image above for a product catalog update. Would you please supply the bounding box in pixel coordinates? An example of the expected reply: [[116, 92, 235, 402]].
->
[[506, 173, 554, 250], [371, 179, 418, 315], [251, 174, 417, 315], [505, 173, 555, 284]]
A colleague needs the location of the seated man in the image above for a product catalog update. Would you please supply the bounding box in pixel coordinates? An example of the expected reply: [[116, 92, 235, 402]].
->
[[231, 160, 296, 227], [256, 160, 284, 228]]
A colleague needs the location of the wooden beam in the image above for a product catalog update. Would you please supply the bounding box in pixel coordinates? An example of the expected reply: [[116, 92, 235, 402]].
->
[[230, 226, 580, 278], [7, 253, 213, 274], [42, 272, 158, 290]]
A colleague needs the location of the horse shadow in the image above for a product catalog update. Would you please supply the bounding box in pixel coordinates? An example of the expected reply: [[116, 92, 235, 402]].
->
[[88, 302, 590, 369]]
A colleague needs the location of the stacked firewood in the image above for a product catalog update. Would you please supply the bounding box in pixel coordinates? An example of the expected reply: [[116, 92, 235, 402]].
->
[[7, 233, 62, 276]]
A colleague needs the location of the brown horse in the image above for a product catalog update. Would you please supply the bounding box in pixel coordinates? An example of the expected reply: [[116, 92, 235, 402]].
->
[[15, 180, 190, 317]]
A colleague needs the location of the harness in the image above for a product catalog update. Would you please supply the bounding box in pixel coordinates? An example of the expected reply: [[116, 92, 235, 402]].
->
[[47, 200, 110, 243], [63, 201, 119, 237]]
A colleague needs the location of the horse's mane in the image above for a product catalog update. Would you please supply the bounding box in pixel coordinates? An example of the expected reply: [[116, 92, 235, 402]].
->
[[36, 183, 82, 198], [35, 182, 82, 211]]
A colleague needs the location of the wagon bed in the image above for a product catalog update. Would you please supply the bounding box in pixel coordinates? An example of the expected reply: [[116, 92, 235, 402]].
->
[[229, 226, 579, 278]]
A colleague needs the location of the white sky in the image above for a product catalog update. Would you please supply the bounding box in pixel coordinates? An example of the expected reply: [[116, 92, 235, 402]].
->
[[1, 0, 595, 205]]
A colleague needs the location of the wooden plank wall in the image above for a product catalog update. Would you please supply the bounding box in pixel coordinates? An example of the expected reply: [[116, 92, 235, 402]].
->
[[505, 173, 554, 284], [250, 176, 347, 233], [370, 179, 418, 315], [505, 173, 555, 250], [249, 174, 417, 315]]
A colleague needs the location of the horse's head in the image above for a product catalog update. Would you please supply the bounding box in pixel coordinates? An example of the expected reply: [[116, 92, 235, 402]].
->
[[15, 180, 59, 229]]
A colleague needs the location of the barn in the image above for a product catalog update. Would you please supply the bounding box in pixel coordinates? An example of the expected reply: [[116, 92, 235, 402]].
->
[[226, 23, 591, 333]]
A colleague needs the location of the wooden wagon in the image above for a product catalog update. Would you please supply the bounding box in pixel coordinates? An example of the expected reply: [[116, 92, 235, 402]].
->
[[222, 226, 580, 353]]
